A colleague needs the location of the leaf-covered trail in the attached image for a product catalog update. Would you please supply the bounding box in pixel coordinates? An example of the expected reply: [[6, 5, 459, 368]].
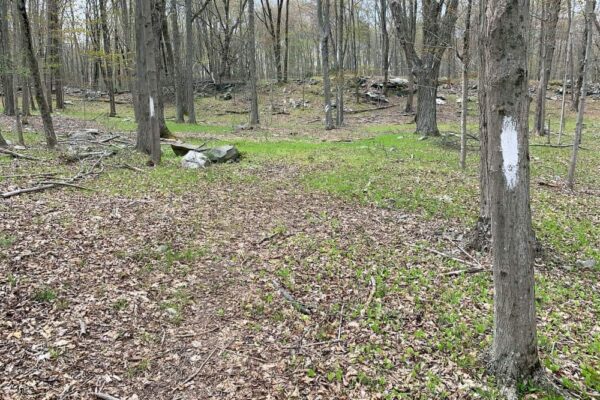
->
[[1, 162, 598, 399]]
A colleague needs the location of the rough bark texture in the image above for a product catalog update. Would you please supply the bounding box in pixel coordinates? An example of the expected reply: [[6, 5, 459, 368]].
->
[[534, 0, 561, 136], [248, 0, 260, 126], [460, 0, 472, 169], [381, 0, 389, 96], [391, 0, 459, 136], [318, 0, 334, 130], [135, 0, 161, 164], [568, 0, 594, 189], [17, 0, 57, 149], [573, 1, 596, 110], [99, 0, 117, 117], [47, 0, 64, 110], [171, 0, 185, 123], [481, 0, 540, 388], [336, 0, 345, 127], [559, 0, 573, 143], [185, 0, 197, 123], [0, 0, 15, 116]]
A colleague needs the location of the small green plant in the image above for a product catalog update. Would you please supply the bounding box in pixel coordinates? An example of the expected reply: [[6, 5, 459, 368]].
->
[[113, 298, 129, 311], [33, 287, 57, 302]]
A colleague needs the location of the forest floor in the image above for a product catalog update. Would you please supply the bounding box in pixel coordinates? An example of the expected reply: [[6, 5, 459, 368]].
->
[[0, 82, 599, 399]]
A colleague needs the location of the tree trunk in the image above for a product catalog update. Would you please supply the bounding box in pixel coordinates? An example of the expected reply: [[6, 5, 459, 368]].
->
[[559, 0, 573, 144], [135, 0, 161, 164], [99, 0, 117, 117], [47, 0, 64, 110], [573, 2, 595, 110], [0, 0, 15, 116], [415, 66, 440, 136], [460, 0, 473, 169], [318, 0, 334, 130], [185, 0, 197, 123], [17, 0, 57, 149], [171, 0, 185, 123], [567, 0, 594, 189], [336, 0, 345, 126], [534, 0, 562, 136], [481, 0, 540, 392], [283, 0, 290, 83], [381, 0, 389, 95], [248, 0, 260, 126]]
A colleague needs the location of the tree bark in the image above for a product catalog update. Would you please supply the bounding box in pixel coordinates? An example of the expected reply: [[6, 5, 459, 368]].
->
[[559, 0, 573, 144], [0, 0, 15, 116], [481, 0, 540, 390], [185, 0, 197, 123], [171, 0, 185, 123], [381, 0, 389, 96], [318, 0, 334, 130], [459, 0, 473, 169], [17, 0, 57, 149], [248, 0, 260, 125], [391, 0, 458, 135], [336, 0, 345, 126], [99, 0, 117, 117], [567, 0, 595, 189], [534, 0, 562, 136], [135, 0, 162, 164]]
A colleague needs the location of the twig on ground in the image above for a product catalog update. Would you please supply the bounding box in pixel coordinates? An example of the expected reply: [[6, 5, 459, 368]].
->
[[173, 344, 222, 393], [283, 339, 343, 350], [337, 304, 344, 340], [117, 163, 145, 173], [408, 243, 481, 269], [0, 172, 59, 179], [94, 392, 121, 400], [442, 267, 486, 276], [271, 279, 312, 315], [361, 276, 377, 317], [0, 148, 40, 161], [346, 104, 399, 114]]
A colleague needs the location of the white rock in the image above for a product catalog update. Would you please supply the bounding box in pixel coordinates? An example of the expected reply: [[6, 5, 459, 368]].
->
[[181, 151, 209, 169]]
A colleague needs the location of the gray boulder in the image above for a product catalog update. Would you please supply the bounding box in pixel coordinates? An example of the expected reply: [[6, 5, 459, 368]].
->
[[205, 145, 240, 163], [181, 151, 210, 169]]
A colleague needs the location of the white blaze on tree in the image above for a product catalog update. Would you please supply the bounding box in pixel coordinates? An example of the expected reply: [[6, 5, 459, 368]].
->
[[500, 116, 519, 190], [150, 97, 155, 118]]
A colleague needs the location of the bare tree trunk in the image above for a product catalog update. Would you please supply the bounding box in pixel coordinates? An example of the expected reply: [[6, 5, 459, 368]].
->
[[573, 1, 595, 110], [248, 0, 260, 126], [283, 0, 290, 83], [318, 0, 334, 130], [185, 0, 197, 123], [0, 0, 15, 116], [460, 0, 473, 169], [415, 65, 441, 136], [534, 0, 562, 136], [559, 0, 573, 144], [481, 0, 540, 393], [17, 0, 57, 149], [99, 0, 117, 117], [336, 0, 345, 126], [47, 0, 64, 110], [171, 0, 185, 123], [567, 0, 595, 189], [381, 0, 389, 95], [135, 0, 161, 164]]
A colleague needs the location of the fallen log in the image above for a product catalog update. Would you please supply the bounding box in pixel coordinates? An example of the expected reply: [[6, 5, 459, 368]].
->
[[346, 104, 398, 114], [0, 148, 40, 161]]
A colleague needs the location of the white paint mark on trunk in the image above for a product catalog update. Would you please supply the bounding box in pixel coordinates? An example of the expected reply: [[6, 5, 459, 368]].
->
[[501, 116, 519, 190], [149, 97, 155, 118]]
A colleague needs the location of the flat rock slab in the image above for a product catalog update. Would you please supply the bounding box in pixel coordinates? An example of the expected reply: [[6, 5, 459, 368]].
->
[[205, 145, 240, 163], [170, 142, 206, 157]]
